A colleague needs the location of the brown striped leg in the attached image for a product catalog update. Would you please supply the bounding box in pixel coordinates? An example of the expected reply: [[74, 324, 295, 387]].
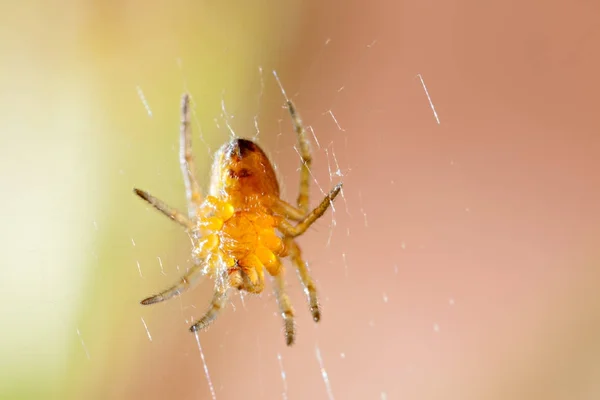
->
[[285, 238, 320, 322], [273, 268, 296, 346], [189, 282, 230, 332], [277, 183, 342, 238], [140, 262, 205, 305], [179, 93, 202, 218], [286, 101, 312, 213], [133, 188, 192, 229]]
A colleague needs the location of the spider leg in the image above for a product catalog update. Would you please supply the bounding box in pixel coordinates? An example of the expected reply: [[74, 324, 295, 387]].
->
[[285, 238, 320, 322], [277, 183, 342, 238], [286, 101, 312, 213], [179, 93, 202, 219], [190, 280, 230, 332], [272, 265, 296, 346], [133, 188, 193, 229], [273, 198, 305, 222], [140, 261, 206, 305]]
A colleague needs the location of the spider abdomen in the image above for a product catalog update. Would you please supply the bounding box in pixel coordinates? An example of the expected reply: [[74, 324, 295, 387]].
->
[[210, 139, 280, 208]]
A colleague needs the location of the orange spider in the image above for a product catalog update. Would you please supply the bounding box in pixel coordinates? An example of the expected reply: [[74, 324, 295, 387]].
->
[[134, 93, 342, 345]]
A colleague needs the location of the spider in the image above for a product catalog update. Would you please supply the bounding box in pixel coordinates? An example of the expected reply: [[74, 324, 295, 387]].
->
[[134, 93, 342, 346]]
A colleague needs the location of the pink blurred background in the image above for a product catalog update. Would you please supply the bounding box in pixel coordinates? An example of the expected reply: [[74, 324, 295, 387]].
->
[[2, 1, 600, 399]]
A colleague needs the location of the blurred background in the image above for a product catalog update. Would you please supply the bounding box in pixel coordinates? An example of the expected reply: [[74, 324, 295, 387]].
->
[[1, 0, 600, 399]]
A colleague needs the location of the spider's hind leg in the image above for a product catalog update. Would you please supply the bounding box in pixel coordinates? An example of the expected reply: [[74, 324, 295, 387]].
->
[[190, 280, 230, 332], [141, 262, 206, 305], [285, 238, 320, 322], [272, 266, 296, 346]]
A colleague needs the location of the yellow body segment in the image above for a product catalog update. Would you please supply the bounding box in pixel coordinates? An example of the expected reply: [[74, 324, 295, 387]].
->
[[192, 192, 284, 292]]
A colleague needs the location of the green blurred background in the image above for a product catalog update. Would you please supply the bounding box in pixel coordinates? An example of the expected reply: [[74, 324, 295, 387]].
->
[[2, 1, 600, 399], [1, 1, 304, 398]]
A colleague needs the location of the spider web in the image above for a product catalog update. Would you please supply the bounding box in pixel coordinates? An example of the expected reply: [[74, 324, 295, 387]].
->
[[128, 46, 366, 400], [80, 28, 442, 400], [127, 37, 425, 400], [127, 24, 600, 398]]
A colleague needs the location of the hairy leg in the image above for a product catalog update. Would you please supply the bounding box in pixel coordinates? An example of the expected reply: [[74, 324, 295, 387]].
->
[[179, 93, 202, 219], [286, 100, 312, 213], [272, 267, 296, 346], [190, 282, 230, 332], [277, 183, 342, 238], [133, 188, 192, 229], [140, 262, 206, 305], [285, 238, 320, 322]]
